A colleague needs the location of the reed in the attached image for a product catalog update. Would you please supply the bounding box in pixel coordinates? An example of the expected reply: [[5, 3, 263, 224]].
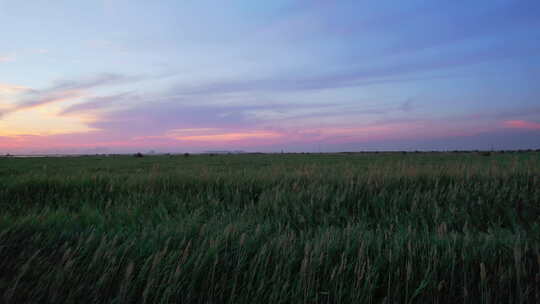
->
[[0, 151, 538, 303]]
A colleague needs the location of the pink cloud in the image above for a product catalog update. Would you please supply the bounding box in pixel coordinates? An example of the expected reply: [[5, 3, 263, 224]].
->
[[0, 55, 15, 63], [2, 116, 538, 154], [503, 120, 540, 130], [0, 83, 30, 94], [167, 128, 282, 142]]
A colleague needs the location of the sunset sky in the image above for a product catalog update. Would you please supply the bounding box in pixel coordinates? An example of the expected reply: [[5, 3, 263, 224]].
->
[[1, 0, 539, 154]]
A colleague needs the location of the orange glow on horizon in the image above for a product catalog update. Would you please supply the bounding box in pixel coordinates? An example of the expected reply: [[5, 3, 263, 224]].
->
[[0, 83, 96, 137], [0, 105, 97, 137], [2, 119, 538, 153]]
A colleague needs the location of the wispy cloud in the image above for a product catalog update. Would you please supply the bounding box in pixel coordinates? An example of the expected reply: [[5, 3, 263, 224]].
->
[[169, 44, 537, 97], [18, 90, 87, 110], [0, 55, 15, 63], [45, 73, 143, 92], [3, 108, 540, 153], [0, 73, 144, 118], [244, 99, 416, 124], [168, 129, 281, 142], [0, 83, 31, 95], [504, 120, 540, 130], [60, 92, 136, 115], [2, 1, 539, 153]]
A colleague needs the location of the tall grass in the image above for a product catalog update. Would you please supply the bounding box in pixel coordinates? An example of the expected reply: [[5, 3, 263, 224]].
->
[[0, 152, 539, 303]]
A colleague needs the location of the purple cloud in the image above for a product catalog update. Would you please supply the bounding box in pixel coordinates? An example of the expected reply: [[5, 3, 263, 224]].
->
[[60, 92, 136, 115], [167, 44, 538, 97]]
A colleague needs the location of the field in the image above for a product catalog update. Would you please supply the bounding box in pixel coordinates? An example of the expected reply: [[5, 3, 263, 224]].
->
[[1, 152, 539, 303]]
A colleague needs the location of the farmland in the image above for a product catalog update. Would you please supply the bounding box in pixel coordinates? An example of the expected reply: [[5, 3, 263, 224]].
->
[[0, 151, 539, 303]]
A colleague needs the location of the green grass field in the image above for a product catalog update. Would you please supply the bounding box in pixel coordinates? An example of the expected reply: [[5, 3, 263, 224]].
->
[[1, 152, 539, 303]]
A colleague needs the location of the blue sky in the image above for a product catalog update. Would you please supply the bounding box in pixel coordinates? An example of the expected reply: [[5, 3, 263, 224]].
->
[[1, 0, 539, 153]]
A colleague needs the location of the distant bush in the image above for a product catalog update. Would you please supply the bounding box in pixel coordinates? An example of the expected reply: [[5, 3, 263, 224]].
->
[[479, 151, 491, 157], [184, 153, 190, 158], [134, 152, 144, 158]]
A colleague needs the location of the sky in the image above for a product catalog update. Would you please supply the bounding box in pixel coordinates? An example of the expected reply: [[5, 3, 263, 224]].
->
[[1, 0, 539, 154]]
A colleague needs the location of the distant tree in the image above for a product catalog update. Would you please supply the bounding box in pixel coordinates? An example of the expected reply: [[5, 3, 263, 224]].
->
[[134, 152, 144, 158]]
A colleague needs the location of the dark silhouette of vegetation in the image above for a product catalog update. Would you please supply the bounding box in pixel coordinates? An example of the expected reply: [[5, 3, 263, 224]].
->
[[479, 151, 491, 156]]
